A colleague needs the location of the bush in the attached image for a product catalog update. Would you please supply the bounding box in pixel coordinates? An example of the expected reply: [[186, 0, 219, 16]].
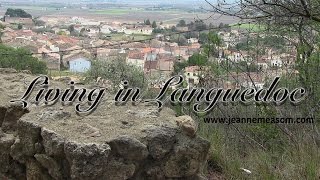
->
[[86, 57, 145, 92], [0, 45, 47, 74]]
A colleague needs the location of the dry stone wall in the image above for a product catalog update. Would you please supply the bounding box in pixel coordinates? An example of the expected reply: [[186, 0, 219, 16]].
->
[[0, 69, 210, 180]]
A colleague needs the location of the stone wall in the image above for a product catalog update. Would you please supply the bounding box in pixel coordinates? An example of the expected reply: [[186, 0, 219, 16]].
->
[[0, 69, 210, 180]]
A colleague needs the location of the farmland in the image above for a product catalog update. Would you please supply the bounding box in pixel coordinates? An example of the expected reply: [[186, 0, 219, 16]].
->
[[0, 4, 238, 25]]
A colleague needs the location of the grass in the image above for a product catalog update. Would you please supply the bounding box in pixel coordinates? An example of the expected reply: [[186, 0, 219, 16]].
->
[[4, 5, 58, 11], [48, 70, 77, 77], [234, 23, 267, 32], [90, 9, 134, 15], [197, 118, 320, 180], [90, 8, 185, 15], [105, 33, 151, 41]]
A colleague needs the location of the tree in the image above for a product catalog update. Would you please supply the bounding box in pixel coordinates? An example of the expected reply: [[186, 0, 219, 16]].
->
[[187, 53, 208, 66], [0, 32, 3, 43], [205, 0, 320, 57], [145, 19, 151, 25], [5, 8, 32, 18], [188, 20, 207, 31], [57, 31, 66, 36], [209, 23, 214, 29], [171, 26, 177, 32], [17, 24, 23, 30], [33, 18, 46, 26], [173, 61, 187, 75], [152, 21, 157, 28], [80, 28, 86, 37], [0, 45, 47, 74], [218, 22, 224, 28], [173, 53, 209, 74], [199, 32, 209, 44], [170, 34, 188, 46], [0, 23, 5, 43], [86, 57, 145, 92], [203, 32, 222, 58], [177, 20, 186, 27], [184, 31, 198, 39], [68, 25, 75, 34]]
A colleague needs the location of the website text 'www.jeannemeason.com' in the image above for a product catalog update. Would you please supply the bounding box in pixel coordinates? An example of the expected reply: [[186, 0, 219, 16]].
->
[[204, 117, 315, 125]]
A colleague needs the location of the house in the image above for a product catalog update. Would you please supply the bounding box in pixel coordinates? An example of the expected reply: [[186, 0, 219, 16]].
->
[[227, 51, 245, 62], [176, 27, 188, 32], [157, 54, 175, 78], [86, 27, 100, 38], [69, 58, 91, 73], [184, 66, 202, 87], [256, 57, 269, 71], [4, 16, 33, 26], [63, 49, 92, 69], [124, 26, 153, 35], [270, 57, 283, 68], [187, 38, 198, 44], [231, 72, 265, 90], [42, 53, 61, 70], [126, 51, 145, 70], [144, 60, 158, 74], [100, 25, 113, 34]]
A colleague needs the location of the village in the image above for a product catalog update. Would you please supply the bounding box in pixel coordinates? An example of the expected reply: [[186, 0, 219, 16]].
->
[[0, 1, 319, 179], [0, 11, 298, 91]]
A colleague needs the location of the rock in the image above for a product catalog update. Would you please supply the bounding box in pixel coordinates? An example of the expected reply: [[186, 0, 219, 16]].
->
[[41, 128, 65, 156], [26, 158, 52, 180], [54, 77, 71, 83], [34, 142, 44, 154], [145, 126, 177, 159], [145, 165, 166, 179], [176, 116, 197, 138], [37, 109, 71, 121], [194, 174, 209, 180], [0, 106, 7, 127], [108, 135, 149, 161], [34, 154, 63, 180], [103, 157, 136, 180], [8, 161, 26, 180], [64, 142, 111, 180], [20, 70, 32, 74], [126, 108, 160, 118], [0, 133, 15, 173], [10, 138, 26, 163], [0, 68, 17, 74], [163, 135, 210, 178], [17, 120, 41, 156], [80, 123, 101, 137], [2, 104, 29, 133]]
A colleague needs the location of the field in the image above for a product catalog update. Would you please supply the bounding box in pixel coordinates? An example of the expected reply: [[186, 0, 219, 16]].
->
[[0, 4, 239, 25], [90, 9, 136, 15], [234, 23, 267, 32], [106, 33, 151, 41]]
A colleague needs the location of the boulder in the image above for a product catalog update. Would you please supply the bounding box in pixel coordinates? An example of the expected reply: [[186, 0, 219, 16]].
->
[[2, 104, 29, 133], [108, 135, 149, 161], [0, 133, 15, 173], [41, 128, 65, 156], [64, 142, 111, 180]]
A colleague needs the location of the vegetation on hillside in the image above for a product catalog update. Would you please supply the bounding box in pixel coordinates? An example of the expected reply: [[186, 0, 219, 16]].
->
[[189, 1, 320, 179], [0, 45, 47, 74]]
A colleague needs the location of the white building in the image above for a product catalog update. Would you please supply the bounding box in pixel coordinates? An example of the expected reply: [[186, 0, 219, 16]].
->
[[124, 27, 153, 35]]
